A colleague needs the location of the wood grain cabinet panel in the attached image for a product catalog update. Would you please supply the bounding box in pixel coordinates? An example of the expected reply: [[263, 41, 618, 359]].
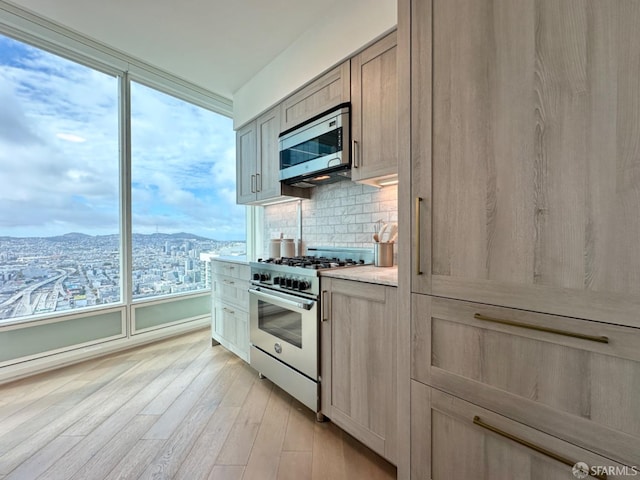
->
[[280, 62, 350, 131], [235, 122, 257, 205], [320, 278, 398, 464], [235, 108, 309, 205], [412, 294, 640, 466], [411, 382, 631, 480], [411, 0, 640, 328], [351, 31, 398, 184]]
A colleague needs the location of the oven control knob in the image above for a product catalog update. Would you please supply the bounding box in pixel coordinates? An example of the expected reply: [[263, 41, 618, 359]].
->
[[285, 278, 293, 288], [260, 273, 270, 281], [273, 276, 281, 285], [274, 343, 282, 354], [298, 280, 311, 290], [292, 279, 300, 289], [252, 273, 261, 281]]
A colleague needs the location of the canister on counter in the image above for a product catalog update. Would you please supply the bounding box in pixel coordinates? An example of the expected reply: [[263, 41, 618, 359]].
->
[[269, 239, 281, 259], [281, 238, 295, 258]]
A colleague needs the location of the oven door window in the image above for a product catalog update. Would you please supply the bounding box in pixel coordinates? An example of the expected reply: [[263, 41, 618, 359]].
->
[[280, 128, 341, 169], [258, 300, 302, 349]]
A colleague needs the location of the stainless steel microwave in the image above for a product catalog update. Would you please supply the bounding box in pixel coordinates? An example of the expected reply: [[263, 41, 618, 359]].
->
[[279, 103, 350, 188]]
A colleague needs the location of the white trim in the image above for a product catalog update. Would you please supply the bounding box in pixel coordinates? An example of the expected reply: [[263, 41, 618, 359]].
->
[[0, 0, 233, 116]]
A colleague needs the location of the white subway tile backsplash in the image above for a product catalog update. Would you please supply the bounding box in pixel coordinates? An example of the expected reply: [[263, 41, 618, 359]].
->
[[263, 182, 397, 255]]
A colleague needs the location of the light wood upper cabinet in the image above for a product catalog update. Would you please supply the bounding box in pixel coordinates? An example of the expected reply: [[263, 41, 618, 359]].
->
[[411, 0, 640, 327], [255, 107, 281, 201], [320, 278, 397, 464], [280, 61, 350, 132], [235, 107, 309, 205], [351, 31, 398, 184], [235, 121, 257, 205]]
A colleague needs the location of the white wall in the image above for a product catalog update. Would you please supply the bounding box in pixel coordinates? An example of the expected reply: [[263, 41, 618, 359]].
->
[[232, 0, 397, 128]]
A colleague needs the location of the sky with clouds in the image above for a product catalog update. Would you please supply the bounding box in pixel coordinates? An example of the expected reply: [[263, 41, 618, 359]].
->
[[0, 34, 245, 241]]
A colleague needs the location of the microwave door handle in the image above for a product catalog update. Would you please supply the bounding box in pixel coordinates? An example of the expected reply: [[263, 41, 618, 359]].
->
[[352, 140, 359, 168], [249, 287, 315, 311]]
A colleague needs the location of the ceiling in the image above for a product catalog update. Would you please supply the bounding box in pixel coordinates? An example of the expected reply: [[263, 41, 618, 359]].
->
[[5, 0, 342, 100]]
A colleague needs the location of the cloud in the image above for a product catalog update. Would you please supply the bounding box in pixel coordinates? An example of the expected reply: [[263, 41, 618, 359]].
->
[[56, 133, 86, 143], [0, 34, 244, 240]]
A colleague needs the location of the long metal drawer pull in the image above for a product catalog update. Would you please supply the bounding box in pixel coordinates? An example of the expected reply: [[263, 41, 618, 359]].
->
[[415, 197, 423, 275], [473, 313, 609, 344], [473, 416, 607, 480], [251, 174, 256, 193], [223, 307, 235, 314]]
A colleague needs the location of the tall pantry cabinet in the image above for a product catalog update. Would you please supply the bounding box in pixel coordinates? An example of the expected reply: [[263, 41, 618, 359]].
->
[[398, 0, 640, 478]]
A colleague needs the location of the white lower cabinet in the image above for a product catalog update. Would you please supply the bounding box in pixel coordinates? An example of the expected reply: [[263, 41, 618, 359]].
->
[[211, 260, 250, 362]]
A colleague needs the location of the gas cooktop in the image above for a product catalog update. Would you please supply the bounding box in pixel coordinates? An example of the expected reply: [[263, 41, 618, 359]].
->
[[250, 247, 374, 297], [256, 255, 367, 270]]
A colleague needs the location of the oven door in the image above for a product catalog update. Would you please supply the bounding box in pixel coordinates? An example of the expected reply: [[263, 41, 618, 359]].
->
[[249, 286, 318, 380]]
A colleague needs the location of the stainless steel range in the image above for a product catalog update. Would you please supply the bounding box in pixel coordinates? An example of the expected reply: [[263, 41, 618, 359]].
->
[[248, 247, 373, 418]]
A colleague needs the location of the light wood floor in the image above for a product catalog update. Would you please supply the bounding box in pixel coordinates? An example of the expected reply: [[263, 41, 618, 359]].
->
[[0, 328, 397, 480]]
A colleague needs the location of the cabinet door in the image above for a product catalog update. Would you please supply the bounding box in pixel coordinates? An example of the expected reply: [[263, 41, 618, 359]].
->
[[412, 382, 628, 480], [235, 121, 257, 204], [351, 31, 398, 183], [255, 107, 280, 201], [412, 0, 640, 327], [281, 61, 350, 131], [321, 278, 397, 463], [212, 300, 236, 344]]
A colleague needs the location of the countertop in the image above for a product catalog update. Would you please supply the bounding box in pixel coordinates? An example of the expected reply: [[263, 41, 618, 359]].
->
[[320, 265, 398, 287], [212, 255, 249, 265]]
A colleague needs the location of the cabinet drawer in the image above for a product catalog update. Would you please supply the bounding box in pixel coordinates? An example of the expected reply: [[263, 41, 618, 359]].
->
[[412, 382, 631, 480], [412, 295, 640, 466], [212, 274, 249, 309], [212, 261, 249, 281], [212, 299, 249, 362]]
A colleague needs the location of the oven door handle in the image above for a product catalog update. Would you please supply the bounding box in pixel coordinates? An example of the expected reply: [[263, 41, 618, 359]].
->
[[248, 286, 315, 311]]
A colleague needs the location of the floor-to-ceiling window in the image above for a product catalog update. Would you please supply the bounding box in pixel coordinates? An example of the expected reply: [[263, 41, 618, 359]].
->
[[0, 27, 245, 337], [0, 33, 120, 322], [130, 81, 245, 300]]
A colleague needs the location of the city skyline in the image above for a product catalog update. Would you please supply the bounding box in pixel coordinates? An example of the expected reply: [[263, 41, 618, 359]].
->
[[0, 231, 246, 321]]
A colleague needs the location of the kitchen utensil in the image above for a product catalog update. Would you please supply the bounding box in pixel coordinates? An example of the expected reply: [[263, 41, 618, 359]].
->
[[389, 231, 398, 243], [373, 233, 379, 242], [378, 223, 388, 242], [385, 223, 398, 243]]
